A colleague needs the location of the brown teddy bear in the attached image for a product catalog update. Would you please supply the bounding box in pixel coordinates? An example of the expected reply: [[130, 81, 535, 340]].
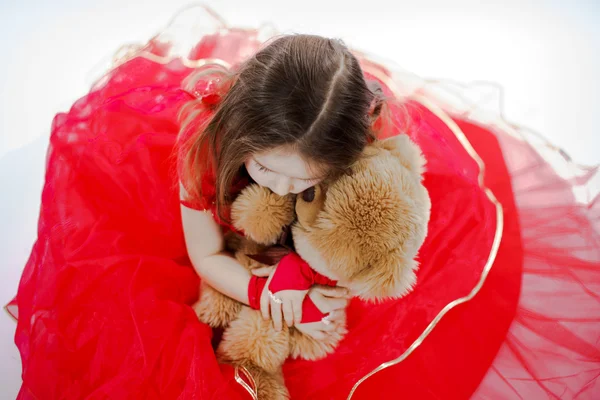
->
[[193, 135, 431, 399]]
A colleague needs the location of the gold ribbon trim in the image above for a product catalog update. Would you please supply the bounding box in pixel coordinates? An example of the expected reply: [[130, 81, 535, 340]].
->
[[235, 366, 259, 400]]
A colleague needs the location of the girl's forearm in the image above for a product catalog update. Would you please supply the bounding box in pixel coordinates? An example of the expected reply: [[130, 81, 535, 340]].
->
[[195, 252, 252, 305]]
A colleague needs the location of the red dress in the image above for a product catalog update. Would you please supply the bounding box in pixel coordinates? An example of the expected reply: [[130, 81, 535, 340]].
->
[[6, 8, 599, 400]]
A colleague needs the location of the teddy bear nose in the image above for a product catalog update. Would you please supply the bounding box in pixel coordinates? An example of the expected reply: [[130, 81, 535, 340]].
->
[[302, 187, 316, 202]]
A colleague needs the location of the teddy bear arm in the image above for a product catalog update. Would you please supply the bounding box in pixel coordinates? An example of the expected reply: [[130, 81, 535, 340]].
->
[[231, 185, 295, 245]]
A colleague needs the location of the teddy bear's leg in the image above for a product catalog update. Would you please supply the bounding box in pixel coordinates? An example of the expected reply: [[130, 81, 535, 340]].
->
[[288, 322, 348, 361], [236, 364, 289, 400], [217, 306, 290, 374], [193, 282, 242, 328]]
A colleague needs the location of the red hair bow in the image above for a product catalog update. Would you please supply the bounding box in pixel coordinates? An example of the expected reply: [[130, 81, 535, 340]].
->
[[200, 92, 221, 107]]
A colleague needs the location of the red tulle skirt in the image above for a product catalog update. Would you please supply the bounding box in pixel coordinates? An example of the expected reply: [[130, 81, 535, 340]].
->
[[7, 7, 600, 400]]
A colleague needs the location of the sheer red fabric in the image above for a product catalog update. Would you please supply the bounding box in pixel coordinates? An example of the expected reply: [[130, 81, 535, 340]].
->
[[6, 15, 599, 400]]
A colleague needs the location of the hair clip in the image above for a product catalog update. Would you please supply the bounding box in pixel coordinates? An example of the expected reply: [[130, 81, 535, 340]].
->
[[189, 76, 224, 107], [200, 93, 221, 106]]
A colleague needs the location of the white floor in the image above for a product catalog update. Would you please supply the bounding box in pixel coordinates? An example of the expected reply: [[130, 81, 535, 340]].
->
[[1, 1, 598, 398]]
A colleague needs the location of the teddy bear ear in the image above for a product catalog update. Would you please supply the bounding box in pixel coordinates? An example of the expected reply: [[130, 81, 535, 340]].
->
[[350, 250, 418, 302], [231, 184, 295, 245], [375, 135, 426, 177]]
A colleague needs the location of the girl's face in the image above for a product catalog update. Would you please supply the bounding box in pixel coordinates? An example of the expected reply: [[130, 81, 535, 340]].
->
[[245, 146, 325, 196]]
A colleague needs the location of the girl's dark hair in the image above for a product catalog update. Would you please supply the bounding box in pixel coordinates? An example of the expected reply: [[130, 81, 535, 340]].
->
[[180, 34, 385, 219]]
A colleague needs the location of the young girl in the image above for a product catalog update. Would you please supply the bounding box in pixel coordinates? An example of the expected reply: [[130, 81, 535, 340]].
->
[[177, 34, 372, 336], [7, 8, 599, 400]]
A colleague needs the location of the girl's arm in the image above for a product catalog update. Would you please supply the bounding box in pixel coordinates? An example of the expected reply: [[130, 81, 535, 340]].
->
[[180, 193, 252, 304]]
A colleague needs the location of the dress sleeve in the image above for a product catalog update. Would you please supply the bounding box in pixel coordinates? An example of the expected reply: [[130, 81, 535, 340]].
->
[[178, 167, 241, 235], [179, 181, 215, 212]]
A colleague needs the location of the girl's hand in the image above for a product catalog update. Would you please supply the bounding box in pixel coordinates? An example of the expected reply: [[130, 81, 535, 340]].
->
[[295, 286, 349, 340], [294, 309, 346, 340], [273, 285, 350, 333], [256, 265, 308, 330], [269, 289, 309, 330], [253, 267, 351, 331], [307, 285, 350, 314]]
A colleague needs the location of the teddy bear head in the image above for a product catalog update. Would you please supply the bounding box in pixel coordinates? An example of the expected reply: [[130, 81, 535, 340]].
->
[[292, 135, 431, 301]]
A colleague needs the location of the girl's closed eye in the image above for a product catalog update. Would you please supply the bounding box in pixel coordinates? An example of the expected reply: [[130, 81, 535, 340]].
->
[[254, 159, 319, 183], [255, 161, 272, 174], [301, 177, 320, 184]]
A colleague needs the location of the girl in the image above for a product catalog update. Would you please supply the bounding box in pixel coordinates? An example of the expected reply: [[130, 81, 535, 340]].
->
[[177, 34, 373, 336], [7, 7, 599, 400]]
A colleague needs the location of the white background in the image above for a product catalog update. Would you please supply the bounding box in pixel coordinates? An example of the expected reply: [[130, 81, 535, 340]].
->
[[0, 0, 598, 398]]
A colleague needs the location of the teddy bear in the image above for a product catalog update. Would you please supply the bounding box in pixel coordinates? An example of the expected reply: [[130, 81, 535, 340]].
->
[[193, 134, 431, 399]]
